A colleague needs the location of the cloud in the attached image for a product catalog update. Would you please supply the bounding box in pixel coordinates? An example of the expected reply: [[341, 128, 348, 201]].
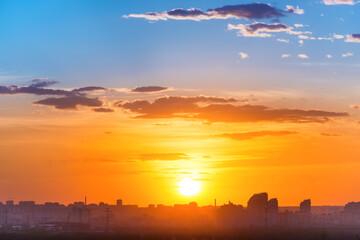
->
[[323, 0, 356, 5], [277, 39, 289, 43], [139, 153, 190, 161], [294, 24, 304, 28], [345, 34, 360, 43], [239, 52, 249, 59], [0, 85, 71, 96], [33, 96, 103, 110], [115, 95, 349, 123], [298, 54, 309, 59], [326, 54, 333, 58], [131, 86, 168, 93], [321, 132, 341, 136], [350, 104, 360, 109], [124, 3, 285, 21], [282, 54, 291, 58], [72, 86, 106, 92], [299, 35, 309, 39], [0, 83, 105, 97], [228, 22, 308, 38], [342, 52, 354, 57], [93, 107, 114, 113], [30, 79, 58, 88], [285, 5, 304, 14], [0, 81, 109, 111], [218, 131, 297, 140], [333, 34, 344, 39]]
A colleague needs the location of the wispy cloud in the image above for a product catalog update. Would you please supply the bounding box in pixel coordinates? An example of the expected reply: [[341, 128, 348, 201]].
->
[[342, 52, 354, 57], [323, 0, 356, 5], [285, 5, 304, 15], [228, 22, 310, 38], [218, 131, 297, 141]]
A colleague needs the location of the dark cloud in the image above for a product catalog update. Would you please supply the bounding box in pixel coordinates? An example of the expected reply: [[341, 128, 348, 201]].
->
[[131, 86, 168, 93], [124, 3, 285, 21], [93, 107, 114, 113], [0, 81, 109, 111], [72, 86, 106, 92], [0, 85, 71, 96], [218, 131, 297, 141], [115, 96, 349, 123], [208, 3, 284, 19], [33, 96, 103, 110], [139, 153, 190, 161], [30, 79, 58, 88]]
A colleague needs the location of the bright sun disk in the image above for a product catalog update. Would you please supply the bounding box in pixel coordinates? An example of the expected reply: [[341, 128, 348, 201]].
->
[[178, 178, 201, 196]]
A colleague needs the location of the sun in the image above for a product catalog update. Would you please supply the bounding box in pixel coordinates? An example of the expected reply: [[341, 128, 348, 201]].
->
[[178, 178, 201, 196]]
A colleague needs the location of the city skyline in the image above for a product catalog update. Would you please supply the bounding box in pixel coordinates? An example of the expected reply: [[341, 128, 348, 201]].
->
[[1, 0, 360, 207]]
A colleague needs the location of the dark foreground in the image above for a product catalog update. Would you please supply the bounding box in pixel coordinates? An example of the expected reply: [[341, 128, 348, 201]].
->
[[2, 228, 360, 240]]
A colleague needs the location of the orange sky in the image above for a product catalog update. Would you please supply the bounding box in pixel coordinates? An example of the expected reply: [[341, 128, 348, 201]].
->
[[1, 88, 360, 207]]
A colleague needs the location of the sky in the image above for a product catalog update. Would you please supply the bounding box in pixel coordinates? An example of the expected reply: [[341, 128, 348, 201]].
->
[[1, 0, 360, 207]]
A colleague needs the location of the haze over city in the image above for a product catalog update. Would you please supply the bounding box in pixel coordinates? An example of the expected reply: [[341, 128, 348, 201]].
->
[[1, 0, 360, 211]]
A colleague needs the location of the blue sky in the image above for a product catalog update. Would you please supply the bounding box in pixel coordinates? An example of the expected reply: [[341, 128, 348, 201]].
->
[[0, 0, 359, 93]]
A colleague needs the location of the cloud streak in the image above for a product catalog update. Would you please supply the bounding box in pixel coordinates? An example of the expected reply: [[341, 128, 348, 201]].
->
[[228, 22, 310, 38], [124, 3, 285, 21], [115, 96, 349, 123], [33, 96, 103, 110], [131, 86, 168, 93], [218, 131, 297, 140]]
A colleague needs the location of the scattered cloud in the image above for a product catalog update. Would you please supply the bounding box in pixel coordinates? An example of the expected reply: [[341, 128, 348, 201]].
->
[[345, 34, 360, 43], [139, 153, 190, 161], [33, 96, 103, 110], [239, 52, 249, 59], [115, 95, 349, 123], [218, 131, 297, 141], [298, 54, 309, 59], [294, 24, 304, 28], [30, 79, 58, 88], [285, 5, 304, 15], [131, 86, 168, 93], [333, 34, 344, 39], [277, 39, 289, 43], [228, 22, 309, 38], [342, 52, 354, 57], [327, 54, 333, 58], [323, 0, 356, 5], [93, 107, 114, 113], [350, 104, 360, 109], [282, 54, 291, 58], [124, 3, 285, 21]]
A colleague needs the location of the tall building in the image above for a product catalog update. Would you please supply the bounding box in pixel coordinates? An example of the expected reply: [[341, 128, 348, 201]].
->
[[117, 199, 123, 207], [300, 199, 311, 214], [247, 192, 268, 213]]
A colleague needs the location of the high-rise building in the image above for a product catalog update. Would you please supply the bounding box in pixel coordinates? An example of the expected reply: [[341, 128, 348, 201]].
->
[[117, 199, 123, 207], [247, 193, 268, 213], [300, 199, 311, 213]]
